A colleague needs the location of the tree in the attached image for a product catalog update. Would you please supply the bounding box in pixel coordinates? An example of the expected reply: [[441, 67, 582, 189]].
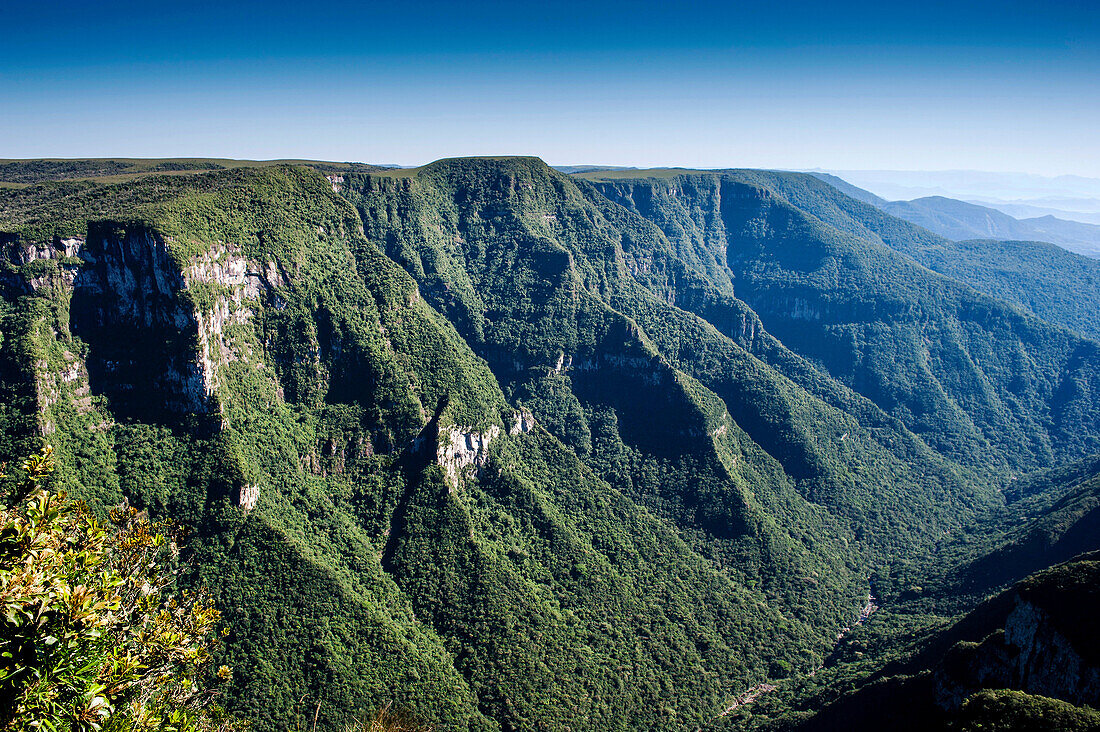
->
[[0, 445, 244, 732]]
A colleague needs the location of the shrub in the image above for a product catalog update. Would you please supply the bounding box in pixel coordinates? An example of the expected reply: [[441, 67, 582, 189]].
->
[[0, 446, 244, 732]]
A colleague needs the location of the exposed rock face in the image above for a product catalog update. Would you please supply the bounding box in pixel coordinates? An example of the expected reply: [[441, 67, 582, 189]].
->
[[183, 243, 267, 400], [2, 233, 82, 264], [437, 424, 501, 489], [734, 312, 757, 343], [510, 408, 536, 436], [0, 234, 86, 295], [36, 349, 96, 436], [67, 226, 206, 415], [437, 408, 538, 487], [239, 483, 260, 512], [66, 225, 269, 419], [1, 229, 289, 426], [936, 594, 1100, 710], [1002, 598, 1100, 705], [407, 408, 533, 489], [767, 295, 822, 321], [74, 226, 190, 328]]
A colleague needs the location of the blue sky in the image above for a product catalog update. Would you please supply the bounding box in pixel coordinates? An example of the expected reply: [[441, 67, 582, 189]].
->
[[4, 1, 1099, 174]]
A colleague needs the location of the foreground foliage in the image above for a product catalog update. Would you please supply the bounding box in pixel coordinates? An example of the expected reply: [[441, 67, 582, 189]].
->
[[0, 446, 240, 732]]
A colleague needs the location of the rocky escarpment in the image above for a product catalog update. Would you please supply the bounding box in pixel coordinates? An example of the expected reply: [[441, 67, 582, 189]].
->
[[437, 423, 501, 489], [64, 224, 278, 420], [413, 408, 537, 489], [1001, 597, 1100, 704], [0, 224, 287, 511], [67, 225, 205, 416], [2, 223, 282, 415], [0, 233, 85, 294], [935, 557, 1100, 711]]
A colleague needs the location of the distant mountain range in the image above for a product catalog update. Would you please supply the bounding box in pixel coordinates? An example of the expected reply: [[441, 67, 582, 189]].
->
[[810, 173, 1100, 259], [881, 197, 1100, 258], [968, 199, 1100, 225], [817, 168, 1100, 202]]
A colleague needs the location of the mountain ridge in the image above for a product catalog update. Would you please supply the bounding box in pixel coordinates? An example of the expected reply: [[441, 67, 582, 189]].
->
[[880, 195, 1100, 258], [1, 156, 1098, 731]]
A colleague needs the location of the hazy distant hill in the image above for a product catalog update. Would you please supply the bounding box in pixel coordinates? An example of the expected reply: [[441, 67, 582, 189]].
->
[[822, 169, 1100, 203], [973, 199, 1100, 225], [806, 173, 887, 206], [1014, 214, 1100, 257], [881, 196, 1035, 241], [551, 164, 639, 174], [880, 196, 1100, 258], [812, 171, 1100, 255]]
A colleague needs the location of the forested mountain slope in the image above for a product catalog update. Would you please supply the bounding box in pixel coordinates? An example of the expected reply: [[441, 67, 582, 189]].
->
[[891, 237, 1100, 343], [0, 157, 386, 185], [342, 159, 1007, 563], [796, 173, 1100, 339], [776, 552, 1100, 732], [890, 453, 1100, 610], [724, 456, 1100, 732], [1, 158, 1098, 731], [583, 170, 1100, 470]]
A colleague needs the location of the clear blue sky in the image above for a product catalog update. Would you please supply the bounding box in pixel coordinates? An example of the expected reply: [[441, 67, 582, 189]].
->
[[4, 0, 1098, 175]]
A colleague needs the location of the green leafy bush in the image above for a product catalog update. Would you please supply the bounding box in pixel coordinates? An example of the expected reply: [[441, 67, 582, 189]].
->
[[0, 446, 242, 732]]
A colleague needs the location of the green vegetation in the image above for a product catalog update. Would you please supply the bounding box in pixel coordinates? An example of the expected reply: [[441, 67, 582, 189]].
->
[[734, 468, 1100, 732], [0, 446, 241, 732], [911, 238, 1100, 342], [0, 157, 1098, 730], [583, 170, 1100, 472], [754, 172, 1100, 339], [956, 689, 1100, 732], [0, 158, 386, 186]]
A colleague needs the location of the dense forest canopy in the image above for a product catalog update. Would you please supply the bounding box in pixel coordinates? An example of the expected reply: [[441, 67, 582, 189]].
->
[[0, 157, 1097, 731]]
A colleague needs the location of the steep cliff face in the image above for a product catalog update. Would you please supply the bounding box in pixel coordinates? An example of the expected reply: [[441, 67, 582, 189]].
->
[[1, 233, 84, 295], [436, 423, 500, 487], [1001, 597, 1100, 704], [61, 223, 276, 422], [935, 556, 1100, 713], [69, 225, 207, 417], [430, 409, 537, 488], [937, 603, 1097, 711], [778, 554, 1100, 732], [0, 169, 509, 730]]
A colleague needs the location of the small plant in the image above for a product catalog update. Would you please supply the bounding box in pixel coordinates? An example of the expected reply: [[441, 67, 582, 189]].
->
[[0, 445, 244, 732], [347, 704, 431, 732]]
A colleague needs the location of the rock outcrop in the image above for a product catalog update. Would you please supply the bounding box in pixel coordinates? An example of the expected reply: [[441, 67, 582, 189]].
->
[[509, 408, 536, 436], [239, 483, 260, 512], [437, 424, 501, 489], [936, 590, 1100, 711], [59, 225, 274, 419]]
